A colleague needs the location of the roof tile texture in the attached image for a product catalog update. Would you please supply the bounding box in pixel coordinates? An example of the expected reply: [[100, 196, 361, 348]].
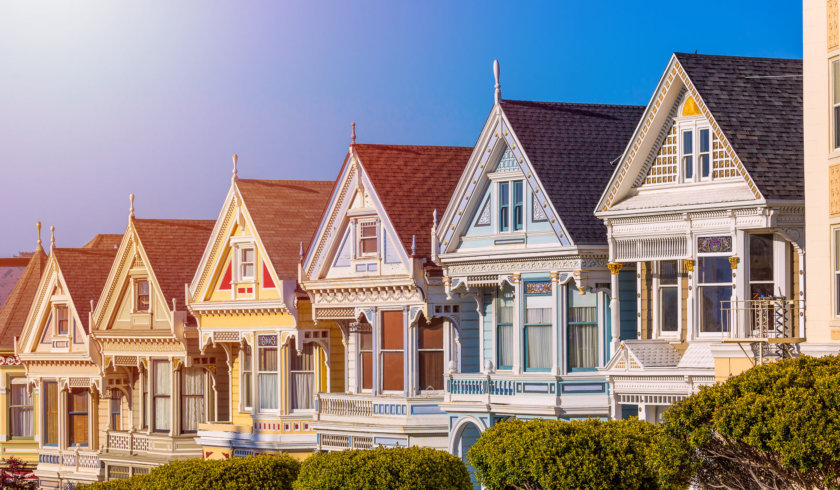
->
[[0, 251, 47, 349], [53, 246, 118, 333]]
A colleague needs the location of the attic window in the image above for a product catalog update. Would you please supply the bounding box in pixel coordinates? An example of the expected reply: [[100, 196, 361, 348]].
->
[[238, 247, 256, 282], [136, 280, 150, 312], [56, 305, 69, 335], [357, 220, 378, 257]]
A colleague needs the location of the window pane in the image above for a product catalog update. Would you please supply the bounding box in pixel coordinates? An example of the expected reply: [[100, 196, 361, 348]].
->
[[569, 324, 598, 369], [45, 382, 58, 445], [181, 368, 205, 432], [683, 130, 693, 153], [834, 61, 840, 104], [499, 182, 509, 232], [661, 288, 678, 332], [749, 234, 774, 282], [259, 348, 278, 371], [526, 294, 552, 324], [291, 339, 315, 411], [513, 181, 523, 231], [526, 325, 551, 369], [361, 352, 372, 390], [835, 105, 840, 150], [835, 229, 840, 271], [258, 373, 278, 410], [10, 380, 32, 438], [569, 306, 597, 323], [68, 391, 88, 446], [418, 318, 444, 349], [698, 257, 732, 284], [700, 129, 709, 152], [242, 248, 254, 263], [660, 260, 678, 285], [700, 285, 731, 333], [154, 397, 171, 430], [498, 285, 514, 324], [382, 311, 404, 350], [382, 352, 404, 391], [359, 330, 372, 351], [154, 361, 171, 395], [418, 352, 444, 391], [497, 325, 513, 368]]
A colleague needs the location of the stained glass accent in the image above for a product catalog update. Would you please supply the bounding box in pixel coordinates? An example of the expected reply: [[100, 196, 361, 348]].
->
[[258, 335, 277, 347], [697, 236, 732, 254], [495, 147, 519, 172], [681, 96, 702, 117], [475, 199, 491, 226], [532, 195, 547, 221], [525, 281, 552, 295]]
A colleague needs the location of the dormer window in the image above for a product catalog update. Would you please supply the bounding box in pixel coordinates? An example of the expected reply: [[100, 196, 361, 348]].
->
[[357, 220, 378, 257], [238, 247, 255, 282], [56, 305, 69, 335], [136, 280, 150, 312], [681, 127, 710, 181], [498, 181, 523, 232]]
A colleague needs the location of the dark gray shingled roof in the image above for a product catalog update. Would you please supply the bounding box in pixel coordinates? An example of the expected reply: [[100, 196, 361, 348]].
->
[[675, 53, 803, 201], [501, 100, 644, 244]]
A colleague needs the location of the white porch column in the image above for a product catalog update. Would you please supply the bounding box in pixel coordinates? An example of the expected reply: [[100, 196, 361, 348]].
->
[[608, 263, 622, 356], [370, 312, 379, 397], [403, 306, 411, 398]]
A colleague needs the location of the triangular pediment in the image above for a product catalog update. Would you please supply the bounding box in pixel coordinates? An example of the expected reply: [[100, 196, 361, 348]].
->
[[436, 108, 572, 256], [303, 153, 411, 282], [597, 56, 765, 214]]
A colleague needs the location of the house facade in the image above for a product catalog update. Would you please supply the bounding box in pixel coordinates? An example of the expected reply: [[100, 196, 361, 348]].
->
[[597, 53, 806, 422], [301, 142, 472, 451], [187, 166, 338, 460], [434, 76, 644, 462]]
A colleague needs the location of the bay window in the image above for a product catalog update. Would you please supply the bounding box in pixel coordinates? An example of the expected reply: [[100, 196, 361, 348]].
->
[[257, 335, 278, 411], [9, 378, 32, 438], [657, 261, 679, 335], [568, 283, 598, 371], [241, 345, 253, 410], [418, 317, 444, 391], [153, 360, 171, 432], [359, 327, 373, 391], [290, 338, 315, 411], [381, 311, 404, 392], [44, 381, 58, 445], [698, 256, 732, 334], [496, 284, 514, 370], [68, 389, 88, 446], [524, 281, 552, 371], [181, 367, 205, 433]]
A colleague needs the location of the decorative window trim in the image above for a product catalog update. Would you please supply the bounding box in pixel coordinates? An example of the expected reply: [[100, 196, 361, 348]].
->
[[474, 198, 491, 227], [241, 345, 253, 412], [531, 193, 547, 222], [356, 219, 379, 258], [55, 304, 70, 336], [833, 59, 840, 150], [653, 261, 681, 339], [8, 377, 33, 440], [231, 243, 256, 283], [257, 335, 279, 413], [523, 281, 552, 372], [133, 278, 151, 313], [677, 119, 712, 183], [498, 180, 525, 234]]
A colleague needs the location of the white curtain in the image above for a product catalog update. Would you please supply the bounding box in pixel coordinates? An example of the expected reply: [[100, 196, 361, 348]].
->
[[10, 381, 32, 437], [569, 323, 598, 369], [526, 325, 551, 369], [498, 325, 513, 367], [181, 368, 205, 432], [291, 373, 314, 410], [258, 348, 278, 410], [154, 361, 171, 431]]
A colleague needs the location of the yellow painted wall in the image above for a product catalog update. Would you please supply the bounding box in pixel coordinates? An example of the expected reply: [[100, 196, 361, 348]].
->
[[715, 357, 755, 382]]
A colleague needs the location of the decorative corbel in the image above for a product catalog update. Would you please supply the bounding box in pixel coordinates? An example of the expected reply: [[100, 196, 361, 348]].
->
[[408, 306, 425, 326], [728, 257, 740, 270], [683, 259, 695, 272]]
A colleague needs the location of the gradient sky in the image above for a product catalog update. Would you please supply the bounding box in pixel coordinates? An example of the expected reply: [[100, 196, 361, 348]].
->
[[0, 0, 802, 256]]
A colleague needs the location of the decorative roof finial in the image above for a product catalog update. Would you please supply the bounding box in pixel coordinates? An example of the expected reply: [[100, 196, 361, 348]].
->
[[35, 221, 43, 252], [351, 122, 356, 146], [232, 154, 239, 182], [411, 235, 417, 256], [50, 225, 55, 250], [129, 193, 135, 220], [494, 59, 501, 104]]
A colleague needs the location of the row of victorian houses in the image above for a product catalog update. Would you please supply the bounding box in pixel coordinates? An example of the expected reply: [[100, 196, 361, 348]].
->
[[1, 37, 838, 486]]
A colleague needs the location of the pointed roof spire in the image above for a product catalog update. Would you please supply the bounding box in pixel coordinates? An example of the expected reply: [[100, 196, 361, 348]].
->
[[494, 59, 501, 104], [232, 154, 239, 183], [49, 225, 55, 251], [351, 122, 357, 146], [129, 193, 135, 220], [35, 221, 43, 252], [411, 235, 416, 256]]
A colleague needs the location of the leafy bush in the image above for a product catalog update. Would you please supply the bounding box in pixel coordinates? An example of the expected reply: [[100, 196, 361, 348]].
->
[[467, 418, 660, 490], [79, 454, 300, 489], [654, 355, 840, 489], [294, 446, 471, 490]]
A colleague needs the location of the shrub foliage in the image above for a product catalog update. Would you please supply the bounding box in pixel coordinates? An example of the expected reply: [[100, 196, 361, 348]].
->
[[654, 355, 840, 489], [293, 446, 471, 490], [467, 418, 660, 490]]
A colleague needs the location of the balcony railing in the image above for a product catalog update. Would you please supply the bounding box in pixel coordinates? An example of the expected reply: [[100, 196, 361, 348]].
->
[[38, 448, 101, 473], [721, 298, 804, 364], [315, 393, 444, 421], [104, 430, 199, 457]]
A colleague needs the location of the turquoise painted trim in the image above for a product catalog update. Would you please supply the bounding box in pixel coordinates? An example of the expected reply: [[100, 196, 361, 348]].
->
[[568, 293, 600, 372]]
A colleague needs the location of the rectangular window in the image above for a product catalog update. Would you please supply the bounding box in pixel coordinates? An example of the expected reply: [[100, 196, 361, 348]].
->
[[359, 328, 373, 390], [153, 360, 171, 432], [682, 130, 694, 180], [111, 392, 122, 431], [57, 305, 69, 335], [496, 284, 514, 369], [358, 221, 378, 256], [241, 346, 253, 410], [749, 234, 774, 299], [290, 338, 315, 411], [524, 283, 552, 371], [143, 371, 149, 429], [381, 311, 404, 392], [136, 280, 150, 312], [68, 390, 88, 446], [9, 378, 32, 438], [239, 247, 255, 281], [498, 182, 510, 232], [257, 337, 278, 411], [835, 229, 840, 316], [568, 284, 598, 371], [658, 261, 679, 333], [181, 367, 205, 433], [418, 318, 444, 391], [834, 61, 840, 149], [44, 381, 58, 445], [513, 181, 524, 231], [698, 256, 732, 333], [699, 129, 710, 178]]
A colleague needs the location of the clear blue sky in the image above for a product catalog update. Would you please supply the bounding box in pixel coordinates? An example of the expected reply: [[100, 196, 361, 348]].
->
[[0, 0, 802, 255]]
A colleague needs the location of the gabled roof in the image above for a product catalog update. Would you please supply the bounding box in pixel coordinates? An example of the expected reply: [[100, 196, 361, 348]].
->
[[354, 144, 472, 262], [0, 251, 47, 349], [0, 257, 31, 308], [132, 219, 215, 308], [82, 234, 123, 250], [236, 179, 334, 280], [501, 100, 644, 244], [673, 53, 802, 200], [52, 246, 117, 333]]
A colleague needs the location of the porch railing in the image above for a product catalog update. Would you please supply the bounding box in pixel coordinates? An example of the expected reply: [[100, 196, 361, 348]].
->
[[721, 298, 804, 364], [38, 448, 101, 472]]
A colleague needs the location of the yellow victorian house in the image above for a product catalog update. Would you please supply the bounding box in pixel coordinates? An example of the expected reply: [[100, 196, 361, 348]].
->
[[89, 199, 216, 481], [0, 225, 47, 464], [187, 160, 339, 460], [16, 229, 120, 488]]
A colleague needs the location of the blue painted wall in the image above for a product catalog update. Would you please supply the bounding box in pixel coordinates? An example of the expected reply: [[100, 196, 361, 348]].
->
[[619, 268, 637, 340]]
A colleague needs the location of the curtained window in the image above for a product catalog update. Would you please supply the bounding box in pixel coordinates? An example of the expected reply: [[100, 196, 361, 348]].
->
[[9, 378, 32, 438], [181, 367, 205, 433], [749, 234, 774, 299], [698, 256, 732, 333], [241, 346, 253, 410], [142, 370, 149, 429], [258, 336, 278, 411], [290, 339, 315, 411], [524, 282, 552, 371], [238, 247, 255, 281], [153, 360, 171, 432], [568, 283, 598, 371], [835, 229, 840, 317], [44, 381, 58, 445], [496, 284, 514, 369], [381, 311, 404, 392], [110, 391, 122, 431], [418, 317, 444, 391], [657, 261, 679, 334], [359, 329, 373, 391], [136, 280, 150, 312], [68, 389, 88, 446]]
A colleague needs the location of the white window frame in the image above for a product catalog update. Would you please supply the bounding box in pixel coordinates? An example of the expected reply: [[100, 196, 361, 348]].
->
[[496, 180, 525, 234], [133, 278, 151, 313], [256, 335, 280, 414], [378, 310, 406, 394], [834, 227, 840, 318], [236, 245, 256, 283], [55, 303, 70, 336], [695, 247, 733, 339], [240, 345, 253, 412], [678, 118, 712, 184], [289, 338, 317, 413], [357, 327, 374, 393], [832, 60, 840, 151], [356, 219, 379, 258], [9, 377, 32, 439], [653, 261, 681, 339]]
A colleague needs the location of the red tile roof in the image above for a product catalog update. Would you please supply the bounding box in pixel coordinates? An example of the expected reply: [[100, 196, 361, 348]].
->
[[0, 257, 30, 308], [0, 251, 47, 349], [82, 234, 123, 250], [353, 144, 472, 263], [53, 247, 119, 333], [132, 219, 216, 309], [236, 180, 334, 280]]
